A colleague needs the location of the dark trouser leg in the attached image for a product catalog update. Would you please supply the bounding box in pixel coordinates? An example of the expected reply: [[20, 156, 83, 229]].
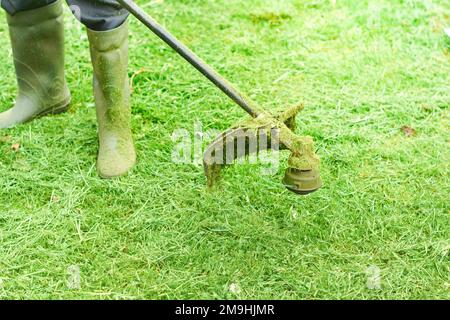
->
[[1, 0, 57, 14], [2, 0, 129, 31], [66, 0, 129, 31]]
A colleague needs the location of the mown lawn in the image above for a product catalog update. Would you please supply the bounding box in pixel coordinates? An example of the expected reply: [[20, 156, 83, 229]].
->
[[0, 0, 448, 299]]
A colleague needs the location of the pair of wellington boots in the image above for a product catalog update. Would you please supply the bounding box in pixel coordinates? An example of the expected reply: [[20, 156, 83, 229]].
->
[[0, 0, 135, 178]]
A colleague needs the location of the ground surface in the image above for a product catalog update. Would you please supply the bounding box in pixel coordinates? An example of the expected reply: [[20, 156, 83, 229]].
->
[[0, 0, 449, 299]]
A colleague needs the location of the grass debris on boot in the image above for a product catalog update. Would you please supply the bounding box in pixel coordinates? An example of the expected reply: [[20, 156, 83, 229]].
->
[[87, 22, 136, 179]]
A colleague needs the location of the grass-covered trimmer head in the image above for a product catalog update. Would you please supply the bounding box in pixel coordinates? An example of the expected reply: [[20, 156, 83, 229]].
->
[[204, 105, 322, 195], [119, 0, 322, 195]]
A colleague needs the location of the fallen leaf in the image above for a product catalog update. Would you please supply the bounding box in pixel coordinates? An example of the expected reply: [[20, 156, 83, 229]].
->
[[11, 143, 20, 151], [401, 126, 416, 137]]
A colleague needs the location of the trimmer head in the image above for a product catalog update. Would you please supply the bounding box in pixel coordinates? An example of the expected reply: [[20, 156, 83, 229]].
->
[[283, 168, 322, 195], [203, 104, 322, 195]]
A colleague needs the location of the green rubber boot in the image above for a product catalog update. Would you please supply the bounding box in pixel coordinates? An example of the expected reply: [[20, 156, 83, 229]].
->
[[0, 0, 71, 129], [87, 22, 136, 179]]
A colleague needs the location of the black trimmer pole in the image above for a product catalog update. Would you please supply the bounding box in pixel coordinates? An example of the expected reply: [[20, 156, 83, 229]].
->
[[117, 0, 261, 118]]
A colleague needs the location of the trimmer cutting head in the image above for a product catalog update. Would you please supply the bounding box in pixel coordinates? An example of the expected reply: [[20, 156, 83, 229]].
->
[[203, 105, 322, 195], [283, 168, 322, 195]]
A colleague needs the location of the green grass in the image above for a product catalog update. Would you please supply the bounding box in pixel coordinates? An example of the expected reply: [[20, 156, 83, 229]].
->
[[0, 0, 449, 299]]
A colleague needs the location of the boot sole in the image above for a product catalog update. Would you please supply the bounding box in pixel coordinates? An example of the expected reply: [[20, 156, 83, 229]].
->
[[34, 96, 71, 120]]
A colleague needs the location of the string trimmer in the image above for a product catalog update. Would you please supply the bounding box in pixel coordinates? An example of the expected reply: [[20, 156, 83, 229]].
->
[[118, 0, 322, 195]]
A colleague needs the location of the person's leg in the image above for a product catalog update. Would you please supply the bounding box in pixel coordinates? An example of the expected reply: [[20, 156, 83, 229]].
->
[[87, 21, 136, 178], [1, 0, 56, 15], [0, 0, 71, 129], [66, 0, 129, 31], [67, 0, 135, 178]]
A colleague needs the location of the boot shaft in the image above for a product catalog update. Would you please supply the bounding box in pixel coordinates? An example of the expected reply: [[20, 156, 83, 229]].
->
[[86, 22, 136, 179], [87, 21, 130, 104], [87, 22, 131, 124], [6, 0, 67, 105]]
